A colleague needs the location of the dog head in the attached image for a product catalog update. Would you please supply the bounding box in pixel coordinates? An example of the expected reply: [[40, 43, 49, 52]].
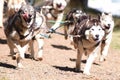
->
[[19, 4, 35, 27], [83, 17, 105, 43], [53, 0, 68, 11], [72, 9, 87, 23], [100, 12, 114, 32], [66, 9, 87, 23]]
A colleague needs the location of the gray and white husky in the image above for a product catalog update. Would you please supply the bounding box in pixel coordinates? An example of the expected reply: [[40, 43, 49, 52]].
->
[[100, 12, 114, 62], [4, 4, 48, 68]]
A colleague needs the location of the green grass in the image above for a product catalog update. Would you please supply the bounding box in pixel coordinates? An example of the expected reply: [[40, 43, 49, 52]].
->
[[110, 30, 120, 50]]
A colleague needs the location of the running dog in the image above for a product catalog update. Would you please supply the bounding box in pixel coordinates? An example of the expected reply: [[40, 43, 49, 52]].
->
[[4, 4, 48, 68], [99, 12, 114, 62], [41, 0, 69, 31], [64, 8, 88, 40], [73, 17, 105, 75]]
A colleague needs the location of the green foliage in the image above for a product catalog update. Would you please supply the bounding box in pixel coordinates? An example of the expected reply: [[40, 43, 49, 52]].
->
[[111, 30, 120, 50]]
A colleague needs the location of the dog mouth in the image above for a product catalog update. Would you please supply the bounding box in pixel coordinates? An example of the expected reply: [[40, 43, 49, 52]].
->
[[93, 35, 100, 41], [105, 26, 110, 29], [94, 38, 99, 41], [22, 13, 32, 23], [57, 3, 62, 8], [55, 3, 66, 10]]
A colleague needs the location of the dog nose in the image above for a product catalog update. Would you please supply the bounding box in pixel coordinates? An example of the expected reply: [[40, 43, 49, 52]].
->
[[95, 34, 99, 38], [108, 24, 111, 27], [57, 3, 62, 8], [29, 14, 32, 17]]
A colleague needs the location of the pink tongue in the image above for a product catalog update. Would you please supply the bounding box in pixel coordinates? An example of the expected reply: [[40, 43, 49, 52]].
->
[[23, 13, 28, 19]]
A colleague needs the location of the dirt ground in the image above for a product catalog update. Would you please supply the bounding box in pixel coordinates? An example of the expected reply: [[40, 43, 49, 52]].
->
[[0, 27, 120, 80]]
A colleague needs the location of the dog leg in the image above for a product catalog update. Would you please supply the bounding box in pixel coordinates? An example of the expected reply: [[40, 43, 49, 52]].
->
[[15, 44, 28, 68], [16, 53, 24, 68], [50, 12, 64, 30], [7, 41, 15, 55], [36, 38, 44, 61], [83, 48, 98, 75], [64, 25, 68, 39], [16, 44, 28, 59], [83, 51, 98, 75], [7, 39, 17, 59], [100, 35, 112, 62], [29, 40, 35, 59], [75, 49, 83, 72]]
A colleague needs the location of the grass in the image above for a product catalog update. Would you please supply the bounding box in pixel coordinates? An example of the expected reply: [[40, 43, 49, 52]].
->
[[110, 17, 120, 50], [110, 29, 120, 50]]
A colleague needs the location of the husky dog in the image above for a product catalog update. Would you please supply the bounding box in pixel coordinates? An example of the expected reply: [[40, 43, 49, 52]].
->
[[4, 4, 48, 68], [41, 0, 69, 31], [64, 8, 88, 40], [73, 17, 105, 75], [100, 12, 114, 62]]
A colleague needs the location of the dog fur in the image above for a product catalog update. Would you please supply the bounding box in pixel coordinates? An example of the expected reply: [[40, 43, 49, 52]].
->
[[42, 0, 69, 30], [99, 12, 114, 62], [4, 4, 48, 68], [72, 17, 105, 75], [64, 8, 88, 40]]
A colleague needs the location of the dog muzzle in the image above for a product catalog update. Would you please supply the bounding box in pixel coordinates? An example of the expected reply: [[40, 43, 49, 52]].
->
[[22, 13, 33, 23]]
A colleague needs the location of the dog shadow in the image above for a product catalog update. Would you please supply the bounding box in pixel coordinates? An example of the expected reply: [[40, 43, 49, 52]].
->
[[0, 38, 7, 44], [53, 65, 83, 73], [0, 62, 16, 69], [69, 58, 100, 66], [51, 44, 72, 50], [53, 66, 74, 72]]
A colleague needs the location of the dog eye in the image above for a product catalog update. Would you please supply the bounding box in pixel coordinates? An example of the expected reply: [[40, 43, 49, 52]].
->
[[99, 28, 101, 31], [24, 9, 27, 13], [30, 10, 34, 13], [91, 29, 94, 31]]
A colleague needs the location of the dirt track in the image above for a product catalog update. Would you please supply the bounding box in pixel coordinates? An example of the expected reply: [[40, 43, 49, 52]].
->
[[0, 28, 120, 80]]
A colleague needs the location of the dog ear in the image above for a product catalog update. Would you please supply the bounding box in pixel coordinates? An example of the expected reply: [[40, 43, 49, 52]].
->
[[102, 12, 105, 16], [102, 12, 112, 16], [98, 13, 101, 21], [108, 12, 112, 17]]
